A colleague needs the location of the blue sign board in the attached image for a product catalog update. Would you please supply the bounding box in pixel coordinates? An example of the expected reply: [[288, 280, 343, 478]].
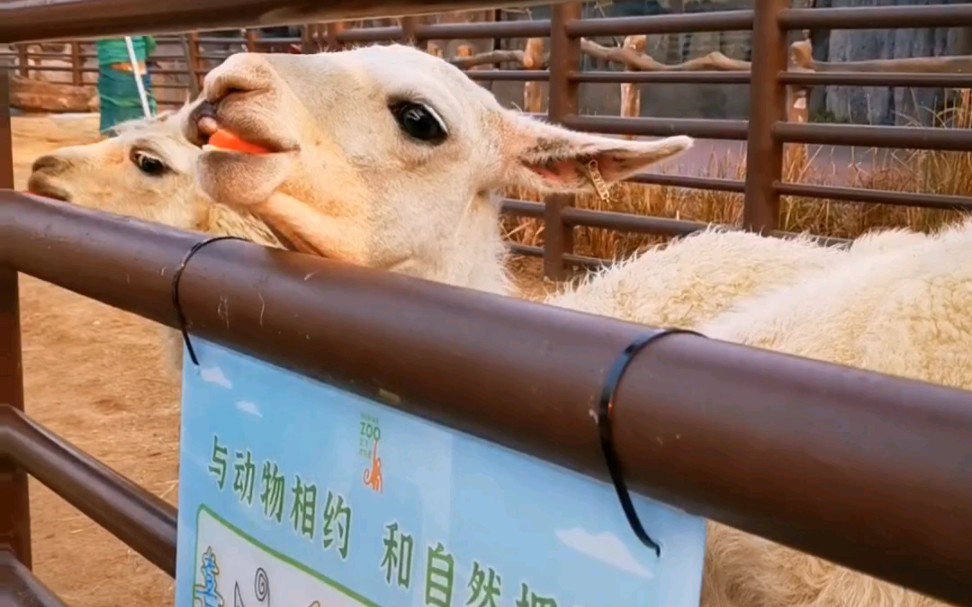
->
[[175, 337, 707, 607]]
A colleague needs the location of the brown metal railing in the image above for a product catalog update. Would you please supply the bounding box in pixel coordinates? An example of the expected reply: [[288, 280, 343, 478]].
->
[[5, 191, 972, 606], [6, 7, 972, 280], [4, 4, 972, 606]]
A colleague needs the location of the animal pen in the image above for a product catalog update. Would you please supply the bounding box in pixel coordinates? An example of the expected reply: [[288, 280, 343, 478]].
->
[[6, 3, 972, 280], [2, 0, 972, 605]]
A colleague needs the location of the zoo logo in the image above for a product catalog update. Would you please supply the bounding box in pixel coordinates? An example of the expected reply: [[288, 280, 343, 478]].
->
[[359, 413, 383, 494]]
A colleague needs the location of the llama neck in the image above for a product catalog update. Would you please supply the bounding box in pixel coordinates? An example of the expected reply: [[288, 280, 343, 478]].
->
[[426, 191, 513, 296], [201, 201, 284, 249]]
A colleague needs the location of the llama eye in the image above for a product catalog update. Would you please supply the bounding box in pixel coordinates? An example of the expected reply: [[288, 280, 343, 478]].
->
[[130, 150, 168, 176], [390, 101, 447, 144]]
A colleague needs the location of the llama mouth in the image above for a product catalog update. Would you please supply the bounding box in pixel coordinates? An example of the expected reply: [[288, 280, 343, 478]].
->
[[25, 176, 72, 203], [192, 103, 298, 156]]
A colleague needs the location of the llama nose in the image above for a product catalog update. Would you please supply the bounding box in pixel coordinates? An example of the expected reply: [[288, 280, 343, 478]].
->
[[203, 53, 274, 105], [31, 154, 70, 175]]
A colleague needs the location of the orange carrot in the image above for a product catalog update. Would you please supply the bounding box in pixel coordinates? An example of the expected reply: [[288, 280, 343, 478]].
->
[[209, 129, 271, 155]]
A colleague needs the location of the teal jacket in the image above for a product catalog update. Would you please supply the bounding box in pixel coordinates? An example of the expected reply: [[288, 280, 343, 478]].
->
[[95, 36, 157, 67]]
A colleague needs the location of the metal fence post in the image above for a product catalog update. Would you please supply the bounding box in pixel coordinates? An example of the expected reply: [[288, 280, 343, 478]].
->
[[742, 0, 789, 233], [0, 56, 32, 568], [325, 21, 347, 52], [70, 42, 82, 86], [187, 33, 203, 92], [401, 16, 424, 50], [544, 1, 582, 281], [16, 45, 28, 77]]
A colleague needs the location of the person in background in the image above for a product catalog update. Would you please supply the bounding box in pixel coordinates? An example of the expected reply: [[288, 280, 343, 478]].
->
[[95, 36, 158, 136]]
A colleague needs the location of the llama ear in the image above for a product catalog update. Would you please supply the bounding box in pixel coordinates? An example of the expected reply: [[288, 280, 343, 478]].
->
[[501, 113, 693, 193]]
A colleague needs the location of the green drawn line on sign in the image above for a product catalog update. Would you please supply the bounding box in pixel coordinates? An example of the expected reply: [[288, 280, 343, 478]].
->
[[193, 504, 382, 607]]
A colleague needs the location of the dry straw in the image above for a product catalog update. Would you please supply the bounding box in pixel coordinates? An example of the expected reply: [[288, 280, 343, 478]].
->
[[502, 95, 972, 269]]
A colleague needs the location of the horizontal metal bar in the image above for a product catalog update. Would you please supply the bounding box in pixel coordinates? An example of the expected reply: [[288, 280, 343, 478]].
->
[[5, 194, 972, 605], [778, 5, 972, 30], [0, 404, 177, 576], [780, 71, 972, 88], [196, 36, 246, 43], [566, 10, 755, 37], [0, 552, 69, 607], [335, 26, 402, 43], [0, 0, 554, 43], [562, 207, 707, 236], [571, 70, 751, 84], [564, 114, 749, 140], [776, 182, 972, 212], [563, 252, 610, 269], [628, 173, 746, 193], [500, 198, 545, 218], [466, 69, 549, 82], [775, 122, 972, 152], [417, 19, 551, 39], [329, 19, 554, 43], [506, 242, 542, 258], [4, 65, 82, 73]]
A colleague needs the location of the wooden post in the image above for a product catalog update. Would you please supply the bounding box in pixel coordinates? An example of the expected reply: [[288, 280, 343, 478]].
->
[[522, 37, 545, 114], [619, 34, 646, 141], [785, 34, 812, 176]]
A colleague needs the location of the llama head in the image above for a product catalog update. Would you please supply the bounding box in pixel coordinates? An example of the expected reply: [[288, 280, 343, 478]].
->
[[26, 108, 212, 231], [180, 44, 693, 289]]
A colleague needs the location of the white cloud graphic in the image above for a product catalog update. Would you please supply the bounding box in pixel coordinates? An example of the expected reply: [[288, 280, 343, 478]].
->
[[200, 365, 232, 389], [555, 527, 654, 579], [235, 400, 263, 418]]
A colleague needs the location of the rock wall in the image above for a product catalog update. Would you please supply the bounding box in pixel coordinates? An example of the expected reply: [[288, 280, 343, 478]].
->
[[811, 0, 972, 125]]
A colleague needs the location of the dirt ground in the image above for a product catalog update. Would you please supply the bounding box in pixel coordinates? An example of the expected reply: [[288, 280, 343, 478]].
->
[[8, 112, 551, 606], [12, 113, 181, 605]]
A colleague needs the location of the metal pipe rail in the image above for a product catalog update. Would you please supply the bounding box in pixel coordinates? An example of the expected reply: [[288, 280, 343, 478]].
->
[[0, 551, 68, 607], [778, 4, 972, 30], [0, 0, 554, 43], [780, 71, 972, 88], [563, 115, 750, 140], [3, 192, 972, 605], [565, 10, 754, 36], [0, 404, 178, 576]]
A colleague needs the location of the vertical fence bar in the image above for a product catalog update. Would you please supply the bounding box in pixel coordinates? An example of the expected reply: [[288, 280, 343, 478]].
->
[[400, 16, 420, 48], [543, 2, 582, 281], [300, 25, 315, 54], [326, 21, 347, 52], [0, 56, 31, 568], [70, 42, 83, 86], [16, 45, 28, 77], [179, 34, 200, 99], [187, 33, 203, 92], [244, 29, 257, 52], [742, 0, 789, 232]]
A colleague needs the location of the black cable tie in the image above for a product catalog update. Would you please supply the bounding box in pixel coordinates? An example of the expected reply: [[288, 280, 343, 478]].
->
[[597, 327, 706, 558], [170, 235, 247, 367]]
